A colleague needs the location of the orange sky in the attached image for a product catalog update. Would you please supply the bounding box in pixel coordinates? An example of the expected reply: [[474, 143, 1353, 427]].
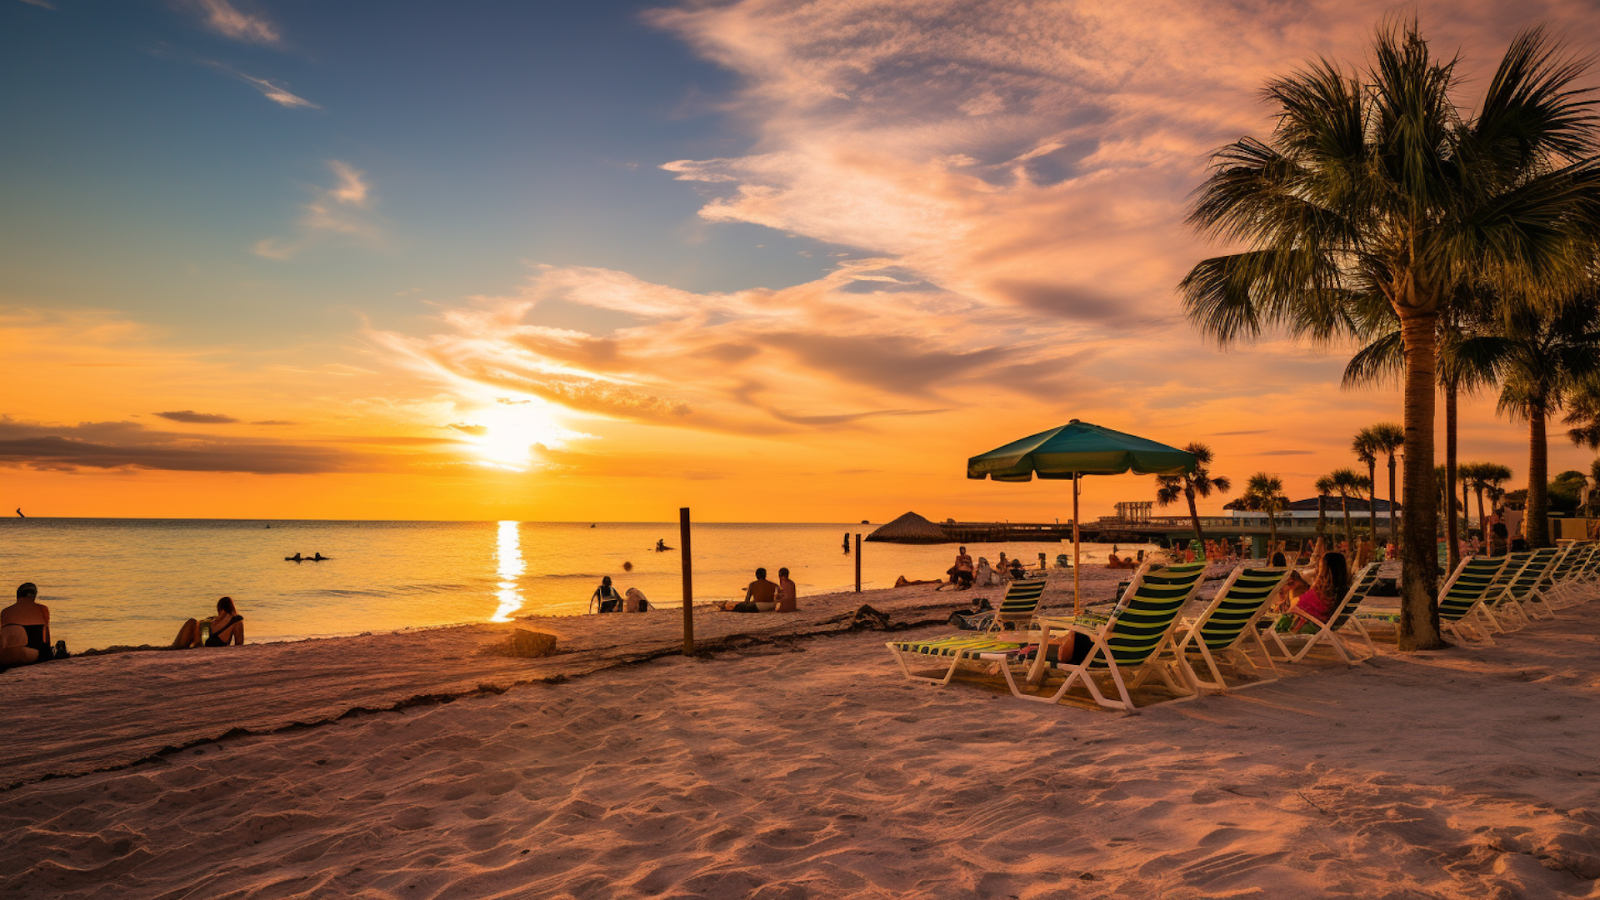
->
[[3, 1, 1597, 522]]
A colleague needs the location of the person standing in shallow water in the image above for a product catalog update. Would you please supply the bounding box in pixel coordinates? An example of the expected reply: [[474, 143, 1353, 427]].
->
[[842, 532, 850, 554]]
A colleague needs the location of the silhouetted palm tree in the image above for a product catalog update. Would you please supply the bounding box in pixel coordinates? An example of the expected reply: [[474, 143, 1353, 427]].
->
[[1456, 295, 1600, 547], [1179, 21, 1600, 649], [1155, 443, 1232, 548], [1242, 472, 1289, 558]]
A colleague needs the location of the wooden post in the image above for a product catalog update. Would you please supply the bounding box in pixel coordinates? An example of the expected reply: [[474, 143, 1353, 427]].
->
[[1072, 474, 1082, 614], [679, 507, 694, 656], [854, 533, 862, 591]]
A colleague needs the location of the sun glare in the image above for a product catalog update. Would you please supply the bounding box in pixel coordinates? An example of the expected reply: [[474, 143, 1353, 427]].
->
[[468, 399, 577, 471]]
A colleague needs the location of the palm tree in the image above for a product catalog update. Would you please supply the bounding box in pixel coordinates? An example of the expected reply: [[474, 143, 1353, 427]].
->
[[1480, 463, 1514, 551], [1367, 423, 1405, 546], [1328, 468, 1364, 551], [1155, 442, 1232, 547], [1313, 474, 1334, 539], [1179, 22, 1600, 651], [1459, 462, 1480, 540], [1457, 295, 1600, 547], [1352, 430, 1381, 515], [1243, 472, 1289, 557]]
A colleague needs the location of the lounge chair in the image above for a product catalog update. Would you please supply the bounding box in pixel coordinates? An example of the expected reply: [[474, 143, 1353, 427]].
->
[[1546, 543, 1600, 608], [886, 579, 1047, 683], [1169, 565, 1290, 692], [1484, 549, 1558, 629], [1265, 562, 1383, 664], [977, 561, 1209, 712], [1434, 556, 1509, 646]]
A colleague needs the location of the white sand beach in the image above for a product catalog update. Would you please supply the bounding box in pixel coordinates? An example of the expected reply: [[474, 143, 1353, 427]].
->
[[4, 568, 1600, 899]]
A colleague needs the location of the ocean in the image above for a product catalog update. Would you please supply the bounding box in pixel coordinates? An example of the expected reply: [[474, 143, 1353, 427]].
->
[[0, 519, 1145, 651]]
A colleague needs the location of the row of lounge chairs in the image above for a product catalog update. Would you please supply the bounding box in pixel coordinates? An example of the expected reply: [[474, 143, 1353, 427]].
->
[[886, 541, 1600, 713]]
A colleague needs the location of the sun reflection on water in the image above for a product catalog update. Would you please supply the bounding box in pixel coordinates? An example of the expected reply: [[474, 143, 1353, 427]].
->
[[492, 520, 525, 621]]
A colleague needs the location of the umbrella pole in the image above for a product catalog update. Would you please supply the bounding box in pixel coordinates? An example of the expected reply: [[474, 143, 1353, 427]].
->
[[1073, 474, 1081, 614]]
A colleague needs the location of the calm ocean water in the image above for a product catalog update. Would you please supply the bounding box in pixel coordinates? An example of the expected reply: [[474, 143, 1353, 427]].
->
[[0, 519, 1143, 650]]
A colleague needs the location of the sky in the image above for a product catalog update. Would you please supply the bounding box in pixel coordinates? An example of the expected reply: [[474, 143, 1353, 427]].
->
[[3, 0, 1599, 523]]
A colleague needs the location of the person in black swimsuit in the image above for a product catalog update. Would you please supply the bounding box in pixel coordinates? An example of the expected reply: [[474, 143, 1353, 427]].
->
[[588, 576, 623, 614], [1, 582, 63, 666], [173, 597, 246, 649]]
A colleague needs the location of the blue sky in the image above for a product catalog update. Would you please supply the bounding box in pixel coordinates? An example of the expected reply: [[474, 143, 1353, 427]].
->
[[0, 0, 838, 347]]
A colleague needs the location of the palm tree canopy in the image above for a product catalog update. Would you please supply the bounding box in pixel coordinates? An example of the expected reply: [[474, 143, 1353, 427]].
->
[[1183, 23, 1600, 344]]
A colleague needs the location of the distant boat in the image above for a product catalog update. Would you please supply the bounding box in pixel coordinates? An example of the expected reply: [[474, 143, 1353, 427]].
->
[[15, 508, 24, 518]]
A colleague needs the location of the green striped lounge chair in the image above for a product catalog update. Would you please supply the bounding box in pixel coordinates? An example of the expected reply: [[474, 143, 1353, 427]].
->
[[1474, 551, 1531, 634], [1170, 565, 1290, 693], [1435, 556, 1509, 646], [1547, 542, 1600, 608], [976, 561, 1209, 713], [984, 578, 1047, 632], [1266, 562, 1382, 664], [884, 578, 1047, 684], [1488, 548, 1559, 629]]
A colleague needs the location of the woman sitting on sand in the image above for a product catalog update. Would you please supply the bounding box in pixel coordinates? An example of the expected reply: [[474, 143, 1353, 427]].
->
[[174, 597, 245, 649], [893, 576, 943, 588], [1, 582, 66, 667], [589, 576, 623, 614], [972, 557, 997, 587], [623, 587, 650, 613]]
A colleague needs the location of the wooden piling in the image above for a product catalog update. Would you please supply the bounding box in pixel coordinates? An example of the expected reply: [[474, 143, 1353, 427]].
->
[[679, 507, 694, 656], [855, 533, 861, 591]]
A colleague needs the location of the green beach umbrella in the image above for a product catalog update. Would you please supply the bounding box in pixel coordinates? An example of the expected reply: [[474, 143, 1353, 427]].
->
[[967, 419, 1196, 612]]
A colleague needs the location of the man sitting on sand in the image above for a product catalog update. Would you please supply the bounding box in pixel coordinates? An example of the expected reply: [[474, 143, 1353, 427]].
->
[[775, 568, 797, 612], [936, 547, 975, 591], [723, 568, 778, 612]]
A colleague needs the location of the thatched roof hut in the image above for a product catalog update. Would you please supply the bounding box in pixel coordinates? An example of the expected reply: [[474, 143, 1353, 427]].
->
[[865, 511, 950, 544]]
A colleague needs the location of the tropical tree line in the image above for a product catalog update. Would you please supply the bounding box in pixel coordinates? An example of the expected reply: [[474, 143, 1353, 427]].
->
[[1177, 19, 1600, 650]]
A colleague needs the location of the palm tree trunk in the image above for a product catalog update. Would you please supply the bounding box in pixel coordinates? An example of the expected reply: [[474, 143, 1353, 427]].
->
[[1475, 488, 1486, 554], [1184, 483, 1205, 549], [1528, 407, 1550, 548], [1397, 310, 1444, 650], [1268, 514, 1279, 561], [1462, 478, 1472, 543], [1387, 454, 1400, 552], [1342, 494, 1353, 551], [1444, 381, 1458, 571], [1366, 460, 1378, 539], [1316, 496, 1327, 538]]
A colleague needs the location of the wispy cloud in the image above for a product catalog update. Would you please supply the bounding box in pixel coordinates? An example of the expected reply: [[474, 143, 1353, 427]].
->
[[0, 417, 361, 475], [156, 410, 240, 424], [193, 0, 280, 46], [18, 0, 56, 10], [236, 72, 319, 109], [201, 61, 320, 109], [254, 161, 385, 260]]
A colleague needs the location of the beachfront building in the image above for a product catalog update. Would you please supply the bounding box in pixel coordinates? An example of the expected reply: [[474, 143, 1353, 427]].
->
[[1224, 496, 1400, 523]]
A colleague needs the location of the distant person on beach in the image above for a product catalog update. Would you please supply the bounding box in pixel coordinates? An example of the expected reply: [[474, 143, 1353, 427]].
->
[[724, 568, 777, 612], [776, 568, 797, 612], [1008, 558, 1027, 581], [973, 557, 997, 587], [1, 582, 65, 667], [1106, 552, 1136, 570], [656, 539, 667, 553], [894, 576, 942, 588], [937, 547, 975, 591], [624, 587, 650, 613], [173, 597, 245, 649], [589, 576, 623, 614]]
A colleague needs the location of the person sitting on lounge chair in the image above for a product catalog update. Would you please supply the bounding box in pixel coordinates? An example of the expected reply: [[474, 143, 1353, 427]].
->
[[1273, 552, 1349, 634]]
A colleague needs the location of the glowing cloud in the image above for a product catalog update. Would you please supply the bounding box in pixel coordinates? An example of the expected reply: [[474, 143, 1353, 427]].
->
[[194, 0, 281, 46], [254, 161, 384, 260]]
